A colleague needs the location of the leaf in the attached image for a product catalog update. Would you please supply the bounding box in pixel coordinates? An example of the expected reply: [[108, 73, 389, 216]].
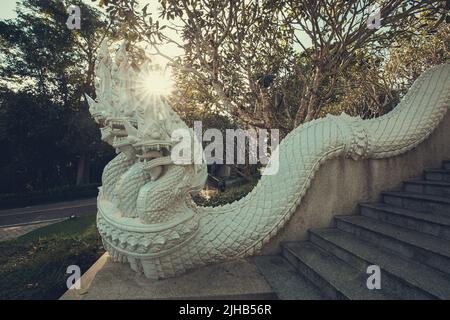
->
[[142, 3, 149, 16]]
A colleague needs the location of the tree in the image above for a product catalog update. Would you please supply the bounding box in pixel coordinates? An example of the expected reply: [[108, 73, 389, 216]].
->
[[95, 0, 444, 136], [0, 0, 115, 191], [280, 0, 443, 124], [384, 22, 449, 91]]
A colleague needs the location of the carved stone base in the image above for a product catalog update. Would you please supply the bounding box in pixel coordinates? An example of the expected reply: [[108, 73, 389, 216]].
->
[[59, 253, 275, 300]]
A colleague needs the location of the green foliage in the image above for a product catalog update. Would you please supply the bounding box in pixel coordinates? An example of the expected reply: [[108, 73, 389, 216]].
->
[[0, 0, 116, 193], [0, 87, 113, 193], [322, 22, 450, 119], [193, 178, 258, 207], [385, 23, 450, 91], [0, 215, 104, 300], [0, 183, 99, 209]]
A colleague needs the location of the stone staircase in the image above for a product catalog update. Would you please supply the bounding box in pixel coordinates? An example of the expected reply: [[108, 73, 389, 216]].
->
[[254, 160, 450, 300]]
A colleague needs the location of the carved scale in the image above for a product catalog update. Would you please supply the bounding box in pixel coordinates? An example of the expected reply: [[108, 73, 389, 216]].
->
[[86, 40, 450, 279]]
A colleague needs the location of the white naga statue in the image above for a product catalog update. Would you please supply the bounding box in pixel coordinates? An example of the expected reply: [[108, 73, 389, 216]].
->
[[86, 40, 450, 279]]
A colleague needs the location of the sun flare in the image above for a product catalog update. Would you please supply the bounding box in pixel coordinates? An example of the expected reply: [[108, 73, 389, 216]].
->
[[135, 64, 174, 101], [144, 70, 174, 96]]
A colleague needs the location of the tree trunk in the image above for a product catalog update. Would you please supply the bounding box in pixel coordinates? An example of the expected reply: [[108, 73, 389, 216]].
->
[[294, 67, 324, 126], [76, 153, 90, 186]]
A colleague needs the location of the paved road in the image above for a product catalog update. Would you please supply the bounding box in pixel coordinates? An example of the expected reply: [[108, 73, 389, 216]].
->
[[0, 198, 97, 227]]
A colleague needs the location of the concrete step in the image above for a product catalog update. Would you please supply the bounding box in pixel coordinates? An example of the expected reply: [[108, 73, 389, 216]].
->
[[253, 255, 324, 300], [424, 169, 450, 182], [61, 254, 277, 300], [335, 215, 450, 274], [403, 180, 450, 197], [443, 160, 450, 171], [360, 203, 450, 240], [281, 241, 396, 300], [382, 191, 450, 216], [309, 228, 450, 299]]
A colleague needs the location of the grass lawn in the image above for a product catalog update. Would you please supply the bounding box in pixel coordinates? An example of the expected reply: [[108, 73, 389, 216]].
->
[[0, 214, 104, 300]]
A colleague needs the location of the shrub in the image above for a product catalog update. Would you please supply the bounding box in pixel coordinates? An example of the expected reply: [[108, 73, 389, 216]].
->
[[0, 183, 100, 209], [193, 178, 258, 207]]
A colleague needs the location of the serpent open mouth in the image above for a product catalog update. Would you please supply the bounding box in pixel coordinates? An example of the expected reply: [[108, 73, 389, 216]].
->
[[102, 117, 139, 148], [133, 140, 174, 170]]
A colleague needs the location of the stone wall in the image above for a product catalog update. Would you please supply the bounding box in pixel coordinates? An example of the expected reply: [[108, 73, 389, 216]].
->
[[261, 109, 450, 255]]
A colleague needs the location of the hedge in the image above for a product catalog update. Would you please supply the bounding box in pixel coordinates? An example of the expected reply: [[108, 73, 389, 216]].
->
[[0, 183, 100, 209]]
